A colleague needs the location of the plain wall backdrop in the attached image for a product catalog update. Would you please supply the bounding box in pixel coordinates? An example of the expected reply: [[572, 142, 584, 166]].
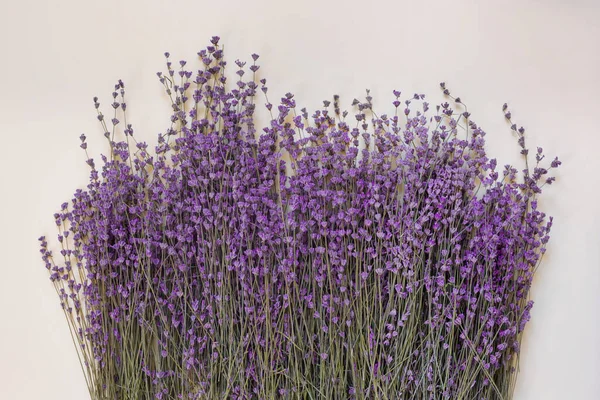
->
[[1, 0, 599, 398]]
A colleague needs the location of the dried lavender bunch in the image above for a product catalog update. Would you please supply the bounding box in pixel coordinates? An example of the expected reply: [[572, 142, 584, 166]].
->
[[40, 37, 560, 400]]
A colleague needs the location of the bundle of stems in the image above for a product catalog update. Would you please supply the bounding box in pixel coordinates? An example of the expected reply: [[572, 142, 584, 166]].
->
[[40, 37, 559, 400]]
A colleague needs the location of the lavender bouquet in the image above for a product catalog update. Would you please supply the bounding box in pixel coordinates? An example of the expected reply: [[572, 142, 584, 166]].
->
[[40, 37, 560, 400]]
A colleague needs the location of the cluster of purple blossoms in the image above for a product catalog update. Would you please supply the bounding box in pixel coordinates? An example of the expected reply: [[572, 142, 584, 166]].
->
[[40, 37, 560, 400]]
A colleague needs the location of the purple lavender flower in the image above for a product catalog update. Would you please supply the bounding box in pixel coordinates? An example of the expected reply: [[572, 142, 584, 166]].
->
[[40, 39, 560, 400]]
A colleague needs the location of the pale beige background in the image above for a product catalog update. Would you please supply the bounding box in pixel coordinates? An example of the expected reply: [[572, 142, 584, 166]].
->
[[1, 0, 599, 399]]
